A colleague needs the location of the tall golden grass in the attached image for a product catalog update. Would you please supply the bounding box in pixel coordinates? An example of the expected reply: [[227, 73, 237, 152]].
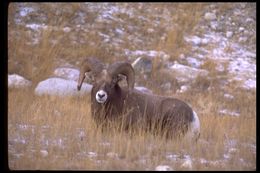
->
[[8, 3, 255, 170], [8, 86, 256, 170]]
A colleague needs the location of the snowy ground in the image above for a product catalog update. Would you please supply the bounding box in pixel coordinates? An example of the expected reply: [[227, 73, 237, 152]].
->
[[8, 3, 256, 170], [9, 3, 256, 91]]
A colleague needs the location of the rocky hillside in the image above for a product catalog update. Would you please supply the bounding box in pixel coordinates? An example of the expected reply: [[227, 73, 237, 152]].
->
[[8, 3, 256, 95]]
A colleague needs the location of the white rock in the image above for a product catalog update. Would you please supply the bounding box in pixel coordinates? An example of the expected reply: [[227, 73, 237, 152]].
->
[[40, 150, 48, 157], [106, 152, 119, 159], [181, 157, 193, 169], [26, 23, 48, 30], [226, 31, 233, 38], [210, 21, 218, 30], [179, 54, 185, 59], [246, 18, 254, 23], [135, 86, 153, 94], [166, 154, 179, 161], [87, 152, 97, 158], [224, 93, 234, 99], [8, 74, 32, 88], [177, 85, 189, 93], [239, 36, 248, 43], [169, 63, 208, 83], [204, 12, 216, 21], [19, 7, 34, 17], [63, 27, 71, 33], [147, 28, 154, 33], [184, 36, 201, 46], [34, 77, 92, 97], [201, 38, 209, 45], [219, 109, 240, 117], [186, 57, 202, 68], [239, 27, 245, 32], [200, 158, 208, 164], [155, 165, 173, 171], [243, 78, 256, 90], [54, 67, 80, 81]]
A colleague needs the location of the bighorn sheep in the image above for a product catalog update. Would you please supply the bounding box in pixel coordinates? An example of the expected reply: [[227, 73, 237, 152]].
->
[[77, 57, 200, 141]]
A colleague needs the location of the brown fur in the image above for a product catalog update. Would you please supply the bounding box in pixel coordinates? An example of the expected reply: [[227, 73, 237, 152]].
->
[[78, 58, 195, 139]]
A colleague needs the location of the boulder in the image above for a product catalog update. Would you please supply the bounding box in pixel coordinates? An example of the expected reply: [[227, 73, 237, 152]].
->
[[53, 67, 80, 81], [135, 86, 153, 94], [204, 12, 217, 21], [34, 77, 92, 97], [155, 165, 173, 171], [8, 74, 32, 88], [169, 63, 209, 84]]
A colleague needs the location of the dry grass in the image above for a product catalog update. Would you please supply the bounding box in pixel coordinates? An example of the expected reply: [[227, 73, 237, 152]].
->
[[8, 85, 256, 170], [8, 3, 256, 170]]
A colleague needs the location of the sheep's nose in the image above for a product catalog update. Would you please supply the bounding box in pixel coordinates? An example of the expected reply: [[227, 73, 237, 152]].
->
[[98, 93, 105, 98]]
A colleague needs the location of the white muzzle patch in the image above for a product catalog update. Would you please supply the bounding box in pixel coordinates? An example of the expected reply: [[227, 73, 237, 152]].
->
[[96, 90, 108, 104]]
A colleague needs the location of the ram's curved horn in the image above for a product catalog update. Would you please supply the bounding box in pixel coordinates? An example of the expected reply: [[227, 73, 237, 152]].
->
[[77, 57, 104, 90], [108, 61, 135, 90]]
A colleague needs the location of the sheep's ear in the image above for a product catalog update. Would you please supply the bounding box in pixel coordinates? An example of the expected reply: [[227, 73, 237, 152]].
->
[[85, 71, 96, 83]]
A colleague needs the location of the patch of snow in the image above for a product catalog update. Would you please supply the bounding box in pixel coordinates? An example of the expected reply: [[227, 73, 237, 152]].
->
[[26, 23, 48, 30], [115, 28, 124, 35], [98, 32, 110, 39], [160, 82, 171, 91], [125, 49, 169, 59], [19, 7, 35, 17], [147, 28, 154, 33], [13, 153, 24, 159], [242, 79, 256, 90], [224, 93, 234, 99], [210, 21, 218, 30], [239, 27, 245, 32], [77, 128, 86, 139], [63, 27, 71, 33], [166, 154, 179, 161], [155, 165, 173, 171], [106, 152, 119, 159], [169, 63, 208, 83], [228, 148, 238, 154], [199, 158, 208, 164], [181, 155, 193, 169], [12, 137, 26, 145], [52, 138, 64, 148], [17, 124, 30, 130], [223, 153, 230, 160], [246, 18, 254, 23], [177, 85, 189, 93], [40, 150, 48, 157], [99, 142, 111, 147], [219, 109, 240, 117], [186, 57, 203, 68], [8, 74, 32, 88], [34, 77, 92, 97], [87, 152, 97, 158], [204, 12, 217, 21], [135, 86, 153, 94], [228, 57, 256, 75], [226, 31, 233, 38], [184, 36, 202, 46]]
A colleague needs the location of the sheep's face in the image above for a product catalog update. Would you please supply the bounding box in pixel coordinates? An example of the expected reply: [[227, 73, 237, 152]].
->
[[93, 75, 123, 104]]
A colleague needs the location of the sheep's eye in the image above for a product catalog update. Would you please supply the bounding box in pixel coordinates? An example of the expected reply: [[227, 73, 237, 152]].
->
[[104, 84, 111, 91]]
